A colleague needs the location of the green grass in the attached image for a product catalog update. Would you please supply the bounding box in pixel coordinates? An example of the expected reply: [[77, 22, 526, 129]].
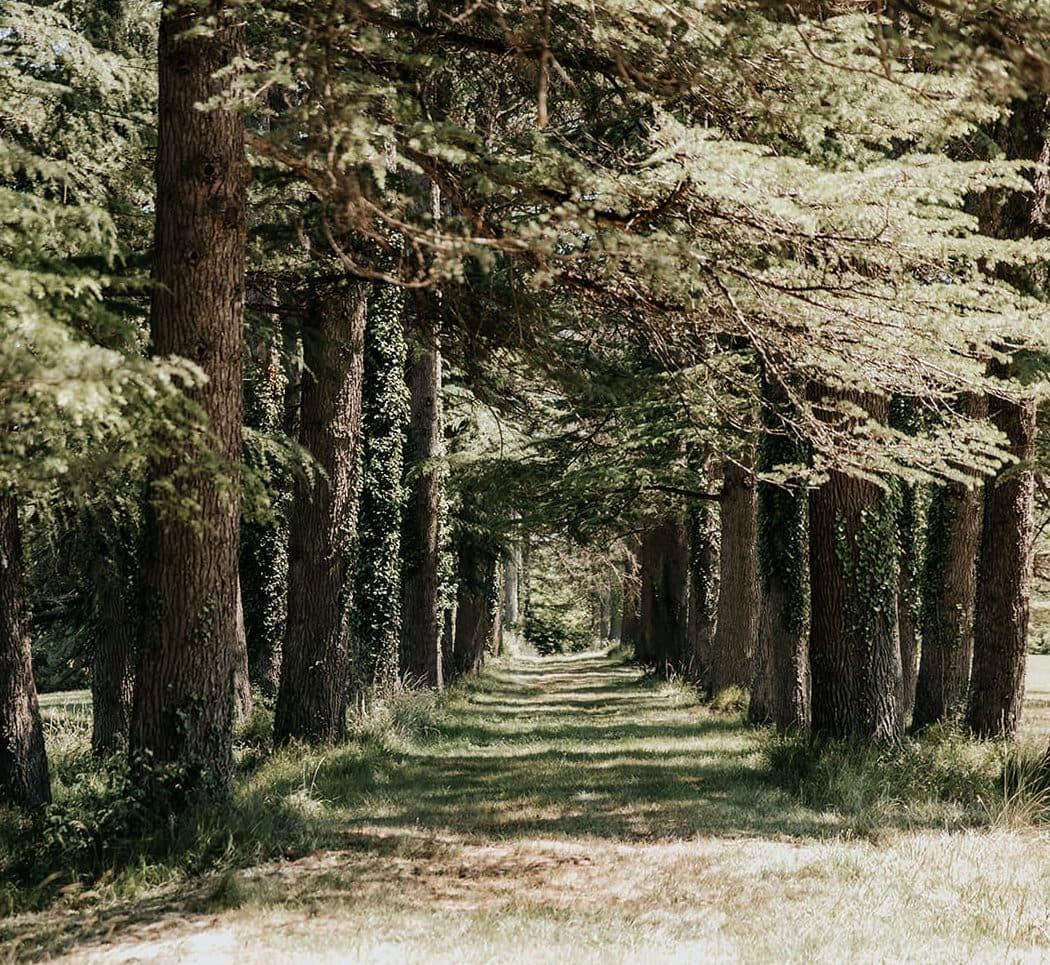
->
[[6, 652, 1050, 962]]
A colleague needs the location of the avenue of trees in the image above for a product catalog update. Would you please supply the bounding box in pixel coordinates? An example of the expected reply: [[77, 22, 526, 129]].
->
[[5, 0, 1050, 812]]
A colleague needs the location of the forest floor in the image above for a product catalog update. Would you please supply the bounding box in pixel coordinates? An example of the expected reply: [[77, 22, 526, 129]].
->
[[8, 652, 1050, 963]]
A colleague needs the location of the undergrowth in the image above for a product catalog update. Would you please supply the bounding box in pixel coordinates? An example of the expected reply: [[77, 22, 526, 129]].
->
[[765, 725, 1050, 831], [0, 686, 448, 919]]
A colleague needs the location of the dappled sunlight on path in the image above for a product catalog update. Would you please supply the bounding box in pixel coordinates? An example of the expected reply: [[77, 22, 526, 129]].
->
[[14, 652, 1050, 964], [317, 651, 827, 842]]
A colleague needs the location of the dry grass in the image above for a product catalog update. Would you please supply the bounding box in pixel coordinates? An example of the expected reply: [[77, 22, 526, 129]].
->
[[8, 655, 1050, 962]]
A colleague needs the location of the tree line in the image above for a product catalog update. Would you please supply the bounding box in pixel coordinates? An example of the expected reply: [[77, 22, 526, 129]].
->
[[3, 0, 1050, 812]]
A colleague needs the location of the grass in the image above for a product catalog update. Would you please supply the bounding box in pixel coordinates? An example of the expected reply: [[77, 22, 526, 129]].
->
[[5, 653, 1050, 961]]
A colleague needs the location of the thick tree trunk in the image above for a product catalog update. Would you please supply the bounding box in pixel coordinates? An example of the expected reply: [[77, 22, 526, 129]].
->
[[91, 544, 136, 756], [709, 455, 758, 696], [687, 504, 719, 681], [0, 496, 50, 809], [130, 2, 246, 796], [400, 314, 444, 688], [965, 100, 1044, 740], [450, 536, 495, 680], [639, 518, 690, 676], [355, 283, 408, 699], [808, 390, 903, 745], [914, 406, 984, 730], [755, 372, 810, 732], [968, 390, 1036, 738], [274, 285, 366, 745]]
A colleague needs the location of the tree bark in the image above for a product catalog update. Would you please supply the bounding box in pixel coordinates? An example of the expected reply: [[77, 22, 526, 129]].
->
[[274, 284, 366, 745], [242, 277, 288, 699], [755, 371, 810, 732], [914, 400, 985, 730], [91, 541, 136, 756], [450, 535, 496, 680], [808, 389, 904, 745], [964, 98, 1044, 740], [688, 504, 719, 682], [639, 518, 690, 676], [0, 495, 50, 809], [968, 389, 1036, 738], [130, 1, 246, 796], [897, 482, 923, 721], [400, 311, 445, 688], [709, 455, 759, 696], [354, 283, 408, 699]]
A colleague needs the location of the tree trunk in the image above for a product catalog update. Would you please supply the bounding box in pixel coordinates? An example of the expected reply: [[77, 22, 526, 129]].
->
[[688, 504, 719, 683], [709, 455, 758, 696], [755, 371, 810, 732], [274, 284, 366, 745], [130, 1, 246, 796], [242, 278, 288, 699], [968, 389, 1036, 738], [91, 542, 136, 756], [897, 482, 924, 721], [965, 99, 1044, 740], [0, 495, 50, 809], [914, 402, 984, 730], [808, 390, 903, 745], [639, 518, 690, 676], [450, 536, 495, 680], [355, 283, 408, 699], [400, 312, 444, 688]]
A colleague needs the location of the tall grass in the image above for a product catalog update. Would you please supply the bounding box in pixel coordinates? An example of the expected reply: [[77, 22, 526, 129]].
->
[[0, 684, 449, 917], [764, 724, 1050, 833]]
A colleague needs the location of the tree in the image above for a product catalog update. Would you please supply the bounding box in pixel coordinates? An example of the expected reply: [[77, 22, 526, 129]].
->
[[353, 283, 409, 700], [0, 496, 50, 809], [708, 454, 758, 696], [127, 0, 247, 797], [449, 529, 496, 680], [638, 517, 690, 677], [400, 308, 446, 688], [91, 530, 137, 756], [808, 390, 904, 745], [755, 372, 810, 733], [968, 382, 1037, 737], [241, 280, 290, 699], [913, 398, 985, 730], [275, 283, 367, 744]]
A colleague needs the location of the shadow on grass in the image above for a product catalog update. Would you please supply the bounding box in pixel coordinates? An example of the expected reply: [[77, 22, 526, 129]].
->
[[290, 651, 840, 842], [0, 652, 853, 959]]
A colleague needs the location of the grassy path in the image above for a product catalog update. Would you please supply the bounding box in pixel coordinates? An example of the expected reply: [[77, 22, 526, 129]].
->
[[10, 652, 1050, 962]]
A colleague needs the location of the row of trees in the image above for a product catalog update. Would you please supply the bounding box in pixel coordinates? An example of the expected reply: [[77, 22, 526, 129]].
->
[[4, 1, 1050, 811]]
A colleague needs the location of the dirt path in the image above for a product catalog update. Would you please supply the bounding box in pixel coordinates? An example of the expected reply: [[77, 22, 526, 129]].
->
[[9, 653, 1050, 963]]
